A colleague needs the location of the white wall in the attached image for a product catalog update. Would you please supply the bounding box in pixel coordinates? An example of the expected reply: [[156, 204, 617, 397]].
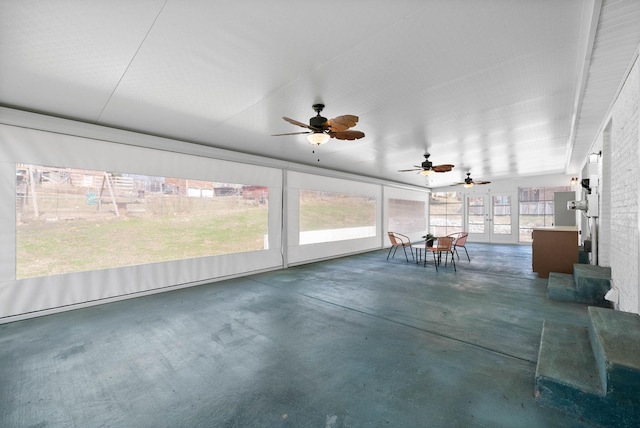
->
[[610, 51, 640, 314], [589, 48, 639, 314], [600, 123, 612, 267]]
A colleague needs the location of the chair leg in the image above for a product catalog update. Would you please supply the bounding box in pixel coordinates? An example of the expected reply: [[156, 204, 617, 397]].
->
[[402, 246, 410, 262], [432, 251, 438, 271], [387, 246, 394, 260], [451, 252, 456, 271], [453, 247, 460, 260], [388, 246, 399, 260], [462, 246, 470, 262]]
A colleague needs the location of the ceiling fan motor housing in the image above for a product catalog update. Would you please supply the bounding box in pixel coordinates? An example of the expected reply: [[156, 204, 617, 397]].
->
[[310, 115, 328, 129], [421, 159, 433, 169], [310, 103, 328, 130]]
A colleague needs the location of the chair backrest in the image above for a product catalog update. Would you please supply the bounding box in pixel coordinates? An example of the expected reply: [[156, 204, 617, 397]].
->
[[454, 232, 468, 247], [436, 236, 454, 251], [388, 232, 410, 246]]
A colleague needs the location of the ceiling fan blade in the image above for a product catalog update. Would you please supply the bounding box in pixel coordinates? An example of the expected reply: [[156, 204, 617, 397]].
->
[[328, 115, 358, 132], [329, 130, 365, 140], [282, 116, 314, 130], [474, 180, 491, 185], [271, 131, 311, 136], [432, 164, 455, 173], [328, 122, 349, 132], [398, 168, 422, 172]]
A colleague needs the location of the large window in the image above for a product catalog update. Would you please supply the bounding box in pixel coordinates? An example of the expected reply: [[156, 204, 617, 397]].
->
[[299, 190, 376, 244], [429, 192, 462, 236], [518, 186, 571, 242], [16, 163, 269, 278]]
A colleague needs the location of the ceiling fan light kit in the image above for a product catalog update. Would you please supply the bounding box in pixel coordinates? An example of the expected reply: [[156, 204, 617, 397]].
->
[[307, 132, 330, 145]]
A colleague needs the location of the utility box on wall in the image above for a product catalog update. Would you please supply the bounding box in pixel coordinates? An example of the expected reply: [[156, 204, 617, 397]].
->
[[554, 191, 577, 227]]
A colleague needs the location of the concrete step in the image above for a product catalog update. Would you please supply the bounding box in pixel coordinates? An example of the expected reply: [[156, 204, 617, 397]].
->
[[574, 264, 611, 280], [578, 248, 589, 264], [574, 264, 612, 306], [535, 321, 603, 398], [588, 306, 640, 399], [536, 309, 640, 426], [534, 321, 613, 425], [547, 265, 612, 307], [546, 272, 576, 302]]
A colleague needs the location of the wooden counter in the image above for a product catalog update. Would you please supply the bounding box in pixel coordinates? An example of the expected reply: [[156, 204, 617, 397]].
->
[[532, 227, 578, 278]]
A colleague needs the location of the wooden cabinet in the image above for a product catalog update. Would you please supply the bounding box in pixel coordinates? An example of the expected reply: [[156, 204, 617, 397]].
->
[[532, 227, 578, 278]]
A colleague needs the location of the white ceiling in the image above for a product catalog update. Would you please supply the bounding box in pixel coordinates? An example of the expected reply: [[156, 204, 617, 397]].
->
[[1, 0, 639, 188]]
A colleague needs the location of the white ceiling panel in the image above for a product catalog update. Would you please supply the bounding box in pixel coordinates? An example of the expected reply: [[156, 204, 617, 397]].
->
[[0, 0, 165, 120], [1, 0, 639, 188]]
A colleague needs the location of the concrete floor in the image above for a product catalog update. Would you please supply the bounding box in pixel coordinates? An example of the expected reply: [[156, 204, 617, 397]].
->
[[0, 244, 599, 427]]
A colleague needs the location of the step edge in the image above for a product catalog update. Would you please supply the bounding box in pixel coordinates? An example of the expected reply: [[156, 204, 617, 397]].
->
[[589, 307, 640, 374], [536, 320, 604, 396]]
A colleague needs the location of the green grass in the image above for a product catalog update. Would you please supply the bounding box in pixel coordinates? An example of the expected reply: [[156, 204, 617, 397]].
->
[[17, 206, 268, 278], [17, 193, 378, 278], [299, 195, 375, 231]]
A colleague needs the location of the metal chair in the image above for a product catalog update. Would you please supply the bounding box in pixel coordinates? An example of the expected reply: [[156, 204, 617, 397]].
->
[[386, 232, 414, 262], [425, 236, 456, 271], [411, 236, 435, 264], [448, 232, 470, 262]]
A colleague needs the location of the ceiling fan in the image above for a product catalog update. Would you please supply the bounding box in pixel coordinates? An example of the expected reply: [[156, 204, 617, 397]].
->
[[272, 103, 365, 145], [398, 153, 455, 176], [456, 172, 491, 188]]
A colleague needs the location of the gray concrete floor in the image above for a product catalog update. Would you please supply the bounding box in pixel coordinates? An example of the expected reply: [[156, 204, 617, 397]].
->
[[0, 244, 599, 427]]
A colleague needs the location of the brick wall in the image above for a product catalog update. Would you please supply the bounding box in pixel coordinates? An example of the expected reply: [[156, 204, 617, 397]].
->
[[600, 127, 611, 267], [609, 53, 639, 314]]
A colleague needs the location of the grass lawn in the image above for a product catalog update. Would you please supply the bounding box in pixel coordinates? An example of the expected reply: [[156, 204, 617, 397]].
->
[[17, 203, 268, 279], [17, 193, 377, 278]]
